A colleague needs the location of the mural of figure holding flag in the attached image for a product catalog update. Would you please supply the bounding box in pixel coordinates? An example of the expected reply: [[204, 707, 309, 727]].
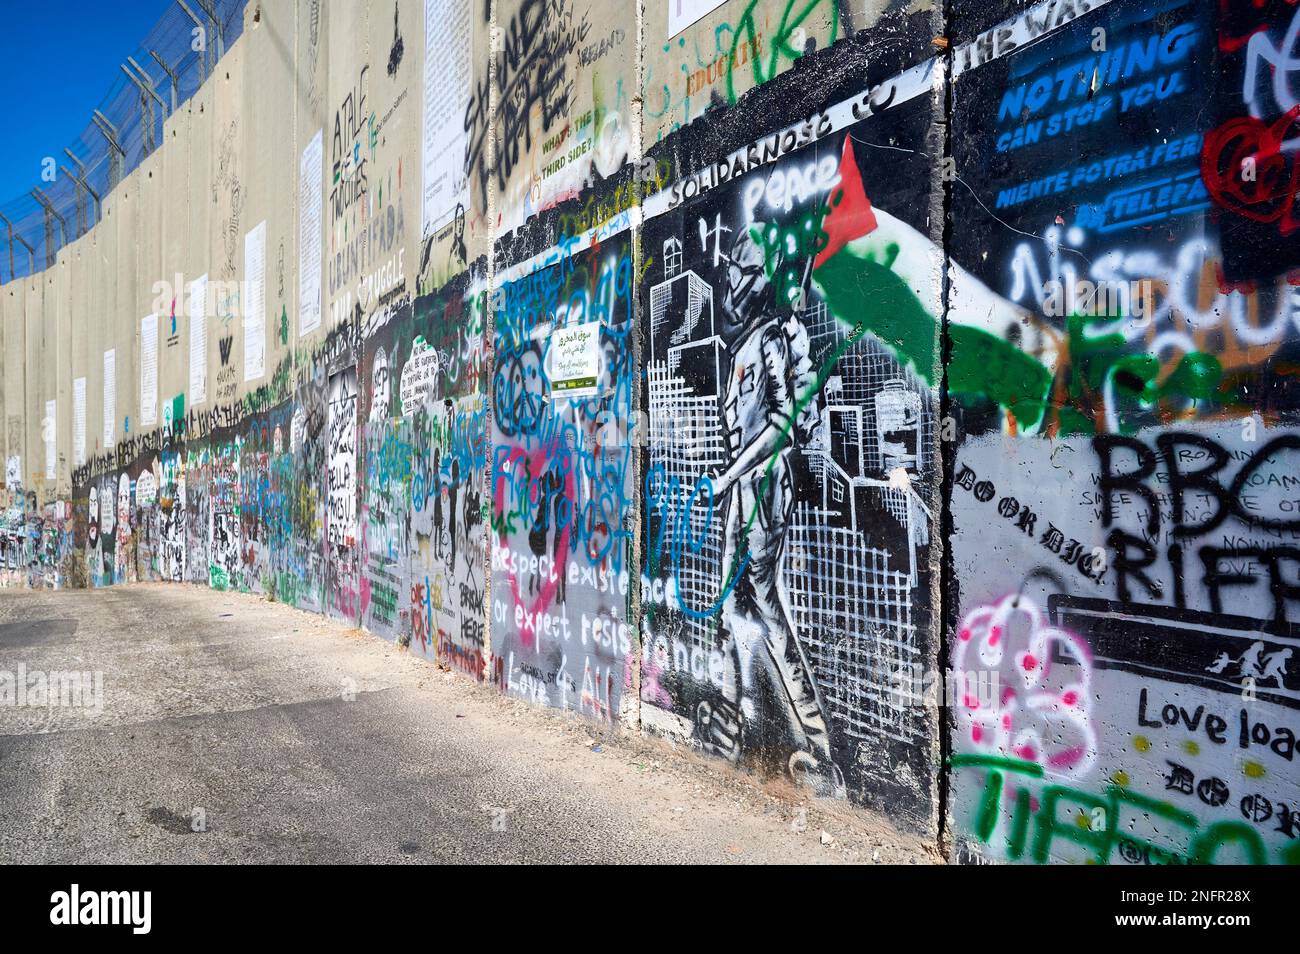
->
[[706, 223, 845, 796], [694, 136, 887, 795], [646, 128, 950, 810]]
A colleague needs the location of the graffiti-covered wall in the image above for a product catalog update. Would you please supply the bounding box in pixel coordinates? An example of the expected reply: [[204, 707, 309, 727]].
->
[[491, 228, 637, 719], [638, 45, 943, 819], [946, 0, 1300, 865], [2, 0, 1297, 862]]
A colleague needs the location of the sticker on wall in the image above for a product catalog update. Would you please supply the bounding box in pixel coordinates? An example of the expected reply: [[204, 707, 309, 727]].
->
[[420, 0, 472, 237], [73, 377, 86, 467], [547, 322, 602, 398], [42, 400, 56, 480], [299, 131, 323, 337], [399, 335, 439, 416], [244, 220, 267, 381], [189, 273, 208, 404], [163, 393, 185, 430], [140, 316, 158, 427], [103, 348, 115, 448], [136, 469, 156, 508]]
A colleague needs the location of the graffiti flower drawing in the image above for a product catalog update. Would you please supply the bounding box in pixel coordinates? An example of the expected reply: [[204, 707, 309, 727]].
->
[[952, 594, 1097, 779]]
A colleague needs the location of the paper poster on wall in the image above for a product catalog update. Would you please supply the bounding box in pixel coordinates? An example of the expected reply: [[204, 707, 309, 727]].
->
[[244, 220, 267, 381], [421, 0, 472, 238], [189, 273, 208, 404], [299, 130, 323, 338], [547, 322, 602, 398], [103, 349, 115, 448], [140, 315, 158, 427], [399, 336, 439, 416], [43, 399, 56, 480], [73, 377, 86, 467], [326, 366, 359, 548], [163, 392, 185, 430], [668, 0, 728, 37]]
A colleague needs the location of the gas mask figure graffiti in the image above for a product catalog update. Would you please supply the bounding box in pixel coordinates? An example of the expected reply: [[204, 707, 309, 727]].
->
[[701, 225, 844, 798]]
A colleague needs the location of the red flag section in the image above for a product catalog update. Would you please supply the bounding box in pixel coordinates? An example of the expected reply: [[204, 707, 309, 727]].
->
[[814, 135, 877, 270]]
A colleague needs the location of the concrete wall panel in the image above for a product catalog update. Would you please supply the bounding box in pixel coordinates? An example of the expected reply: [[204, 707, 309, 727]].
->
[[944, 0, 1300, 866]]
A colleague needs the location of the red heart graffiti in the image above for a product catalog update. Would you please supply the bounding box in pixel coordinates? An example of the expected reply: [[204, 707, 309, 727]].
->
[[1202, 105, 1300, 236]]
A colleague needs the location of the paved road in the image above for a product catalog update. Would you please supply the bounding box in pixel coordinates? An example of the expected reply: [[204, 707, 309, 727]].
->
[[0, 584, 933, 864]]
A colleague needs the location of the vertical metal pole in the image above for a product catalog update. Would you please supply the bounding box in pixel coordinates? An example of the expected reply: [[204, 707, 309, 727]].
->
[[176, 0, 209, 84], [0, 214, 15, 280]]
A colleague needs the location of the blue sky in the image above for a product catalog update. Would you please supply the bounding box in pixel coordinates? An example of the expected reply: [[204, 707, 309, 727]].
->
[[0, 0, 171, 206]]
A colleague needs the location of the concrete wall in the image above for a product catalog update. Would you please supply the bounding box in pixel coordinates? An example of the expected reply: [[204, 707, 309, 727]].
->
[[2, 0, 1297, 864], [944, 0, 1300, 866]]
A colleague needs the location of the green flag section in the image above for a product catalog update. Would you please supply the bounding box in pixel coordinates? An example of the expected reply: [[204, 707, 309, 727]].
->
[[812, 240, 939, 383], [811, 213, 1054, 432], [794, 144, 1233, 436], [948, 324, 1052, 431], [812, 228, 1232, 436]]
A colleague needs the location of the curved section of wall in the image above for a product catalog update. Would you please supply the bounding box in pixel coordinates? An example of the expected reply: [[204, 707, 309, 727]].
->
[[1, 0, 1296, 863]]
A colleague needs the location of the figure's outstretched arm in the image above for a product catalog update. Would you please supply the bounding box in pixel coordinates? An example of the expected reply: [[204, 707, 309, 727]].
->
[[711, 422, 788, 499]]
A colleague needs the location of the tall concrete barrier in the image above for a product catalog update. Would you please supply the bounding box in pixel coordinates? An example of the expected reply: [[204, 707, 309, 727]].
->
[[1, 0, 1297, 865]]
